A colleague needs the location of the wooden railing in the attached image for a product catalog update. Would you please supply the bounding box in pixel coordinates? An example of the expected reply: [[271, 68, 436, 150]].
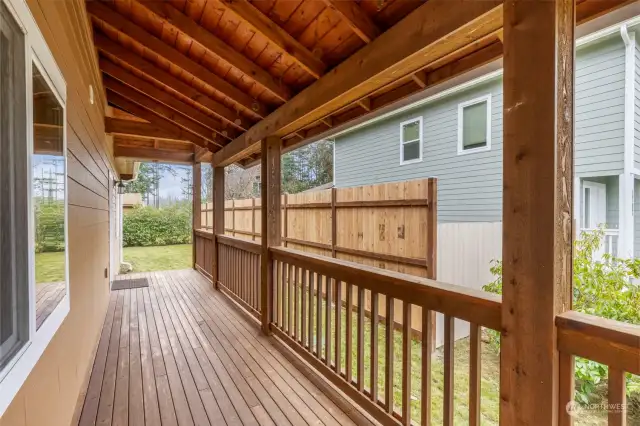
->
[[216, 235, 262, 319], [193, 229, 214, 279], [268, 246, 501, 426], [557, 311, 640, 425]]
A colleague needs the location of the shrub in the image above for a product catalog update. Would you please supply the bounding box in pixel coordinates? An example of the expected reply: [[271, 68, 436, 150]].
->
[[123, 205, 191, 247], [35, 200, 65, 253], [483, 228, 640, 409]]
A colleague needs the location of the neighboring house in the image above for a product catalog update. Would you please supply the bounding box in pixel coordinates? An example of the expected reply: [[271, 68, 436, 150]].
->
[[122, 192, 144, 210], [332, 18, 640, 291]]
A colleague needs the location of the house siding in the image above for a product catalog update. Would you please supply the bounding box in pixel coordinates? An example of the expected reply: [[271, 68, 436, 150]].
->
[[635, 179, 640, 258], [635, 37, 640, 171], [334, 36, 627, 223]]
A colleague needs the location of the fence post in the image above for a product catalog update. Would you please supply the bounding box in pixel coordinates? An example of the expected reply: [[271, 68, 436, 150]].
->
[[261, 136, 282, 335], [426, 178, 437, 352], [501, 1, 575, 424], [331, 187, 337, 258], [212, 166, 225, 289], [283, 194, 288, 247], [192, 162, 202, 270]]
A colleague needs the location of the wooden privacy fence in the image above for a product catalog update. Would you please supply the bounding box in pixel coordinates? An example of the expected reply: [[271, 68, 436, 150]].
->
[[202, 178, 437, 278]]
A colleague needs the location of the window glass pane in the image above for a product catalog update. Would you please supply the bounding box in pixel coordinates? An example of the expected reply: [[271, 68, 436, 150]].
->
[[402, 121, 419, 142], [403, 141, 420, 162], [33, 64, 66, 330], [462, 101, 488, 150], [0, 3, 28, 370]]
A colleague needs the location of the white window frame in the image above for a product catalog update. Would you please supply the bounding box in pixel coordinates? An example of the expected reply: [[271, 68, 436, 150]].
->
[[457, 94, 492, 155], [0, 0, 69, 416], [399, 117, 423, 165]]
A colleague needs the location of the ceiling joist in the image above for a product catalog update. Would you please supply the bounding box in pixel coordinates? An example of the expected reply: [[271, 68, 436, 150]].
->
[[87, 1, 268, 119], [216, 0, 327, 79], [114, 137, 195, 163], [139, 1, 292, 103], [93, 33, 249, 134], [322, 0, 380, 43]]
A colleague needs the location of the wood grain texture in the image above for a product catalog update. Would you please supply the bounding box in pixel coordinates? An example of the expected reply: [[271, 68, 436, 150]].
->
[[500, 0, 575, 424]]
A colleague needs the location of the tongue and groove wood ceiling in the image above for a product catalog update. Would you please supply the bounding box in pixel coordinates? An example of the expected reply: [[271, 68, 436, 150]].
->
[[87, 0, 633, 166]]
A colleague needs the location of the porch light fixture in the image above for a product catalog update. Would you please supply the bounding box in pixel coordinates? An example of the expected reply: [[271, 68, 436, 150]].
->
[[117, 181, 126, 195]]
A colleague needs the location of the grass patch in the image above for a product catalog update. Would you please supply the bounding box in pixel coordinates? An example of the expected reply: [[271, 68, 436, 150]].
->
[[35, 251, 65, 283], [123, 244, 192, 273]]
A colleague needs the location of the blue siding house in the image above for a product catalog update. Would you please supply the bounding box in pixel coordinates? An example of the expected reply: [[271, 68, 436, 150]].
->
[[331, 18, 640, 290]]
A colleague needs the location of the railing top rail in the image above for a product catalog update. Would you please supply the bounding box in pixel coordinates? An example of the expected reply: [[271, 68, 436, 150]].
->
[[270, 246, 502, 330], [556, 310, 640, 375], [216, 234, 261, 254], [194, 228, 214, 239]]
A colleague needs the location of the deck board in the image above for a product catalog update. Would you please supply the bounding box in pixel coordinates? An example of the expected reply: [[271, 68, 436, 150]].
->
[[77, 269, 361, 426]]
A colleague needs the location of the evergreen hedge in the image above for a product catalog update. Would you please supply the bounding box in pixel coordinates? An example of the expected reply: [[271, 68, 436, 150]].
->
[[123, 206, 191, 247]]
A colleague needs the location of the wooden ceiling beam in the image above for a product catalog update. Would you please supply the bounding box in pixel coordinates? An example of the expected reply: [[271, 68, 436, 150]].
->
[[215, 0, 326, 79], [104, 75, 221, 147], [194, 145, 213, 163], [214, 0, 503, 166], [107, 90, 211, 148], [322, 0, 380, 43], [94, 33, 248, 134], [114, 143, 195, 163], [106, 117, 182, 140], [100, 58, 231, 142], [140, 0, 291, 103], [87, 1, 268, 119]]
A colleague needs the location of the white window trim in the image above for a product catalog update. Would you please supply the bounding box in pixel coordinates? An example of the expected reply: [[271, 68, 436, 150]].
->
[[0, 0, 69, 416], [399, 117, 423, 165], [457, 94, 492, 155]]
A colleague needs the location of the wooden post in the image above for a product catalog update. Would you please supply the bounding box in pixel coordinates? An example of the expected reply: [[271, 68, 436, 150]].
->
[[283, 194, 288, 247], [331, 187, 337, 258], [212, 166, 225, 289], [261, 136, 282, 335], [251, 198, 256, 241], [231, 199, 235, 236], [426, 178, 437, 352], [192, 162, 202, 269], [501, 1, 575, 425]]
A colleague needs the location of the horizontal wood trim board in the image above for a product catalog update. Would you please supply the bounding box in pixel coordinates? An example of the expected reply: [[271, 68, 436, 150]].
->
[[194, 229, 214, 239], [220, 199, 430, 211], [270, 326, 401, 426], [194, 264, 213, 281], [270, 246, 501, 330], [556, 311, 640, 376], [215, 234, 262, 255]]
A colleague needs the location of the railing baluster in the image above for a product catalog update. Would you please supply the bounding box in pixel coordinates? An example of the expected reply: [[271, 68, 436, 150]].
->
[[316, 274, 323, 359], [371, 292, 379, 404], [334, 280, 342, 373], [608, 367, 627, 426], [301, 269, 308, 347], [293, 265, 299, 340], [277, 260, 282, 328], [443, 315, 454, 426], [421, 309, 433, 426], [288, 263, 293, 336], [357, 287, 365, 392], [308, 271, 315, 354], [469, 324, 481, 426], [346, 283, 353, 384], [385, 296, 394, 414], [402, 302, 412, 425], [325, 276, 332, 366]]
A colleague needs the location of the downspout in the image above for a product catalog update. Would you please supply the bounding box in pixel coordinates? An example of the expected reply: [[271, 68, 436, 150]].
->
[[620, 24, 635, 258]]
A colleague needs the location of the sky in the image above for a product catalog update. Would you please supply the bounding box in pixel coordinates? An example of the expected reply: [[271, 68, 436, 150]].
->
[[158, 165, 191, 199]]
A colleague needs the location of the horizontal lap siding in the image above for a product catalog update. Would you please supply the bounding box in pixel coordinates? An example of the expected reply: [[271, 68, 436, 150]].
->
[[575, 37, 626, 177], [335, 37, 626, 223], [635, 39, 640, 170], [335, 80, 504, 223], [0, 1, 112, 426]]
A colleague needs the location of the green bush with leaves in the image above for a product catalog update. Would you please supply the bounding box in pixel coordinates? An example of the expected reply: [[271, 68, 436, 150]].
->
[[123, 205, 192, 247], [35, 200, 65, 253], [483, 228, 640, 409]]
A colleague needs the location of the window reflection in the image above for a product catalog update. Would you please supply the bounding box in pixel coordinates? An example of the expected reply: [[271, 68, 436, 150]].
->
[[32, 64, 66, 329]]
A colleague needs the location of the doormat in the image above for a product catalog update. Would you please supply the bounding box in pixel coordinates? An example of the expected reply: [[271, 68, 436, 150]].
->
[[112, 277, 149, 290]]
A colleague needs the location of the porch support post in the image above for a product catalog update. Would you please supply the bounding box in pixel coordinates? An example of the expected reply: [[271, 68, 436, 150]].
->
[[501, 0, 575, 424], [213, 165, 225, 288], [261, 136, 282, 335], [620, 26, 636, 259], [192, 162, 202, 269]]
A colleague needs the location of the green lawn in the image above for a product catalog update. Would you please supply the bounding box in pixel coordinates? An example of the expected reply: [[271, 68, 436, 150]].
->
[[35, 251, 65, 283], [123, 244, 192, 273]]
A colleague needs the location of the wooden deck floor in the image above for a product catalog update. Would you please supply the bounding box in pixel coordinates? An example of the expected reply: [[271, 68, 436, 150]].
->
[[77, 269, 361, 426], [36, 281, 65, 329]]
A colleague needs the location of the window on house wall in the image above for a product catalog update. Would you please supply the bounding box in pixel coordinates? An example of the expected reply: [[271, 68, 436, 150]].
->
[[0, 0, 68, 411], [458, 95, 491, 154], [399, 117, 422, 164]]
